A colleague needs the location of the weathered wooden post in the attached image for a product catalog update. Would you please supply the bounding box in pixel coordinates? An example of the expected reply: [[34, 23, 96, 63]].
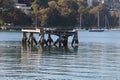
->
[[58, 33, 62, 47], [53, 38, 59, 47], [62, 35, 68, 47], [28, 32, 33, 45], [33, 36, 37, 45], [28, 32, 37, 45], [38, 32, 48, 46], [53, 33, 62, 47], [22, 32, 27, 43], [71, 31, 79, 45], [47, 34, 53, 46]]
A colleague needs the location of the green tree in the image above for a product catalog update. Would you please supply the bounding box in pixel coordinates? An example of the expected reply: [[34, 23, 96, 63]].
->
[[0, 0, 14, 9], [0, 0, 14, 24], [31, 0, 40, 14], [39, 8, 50, 26], [55, 0, 79, 27], [30, 0, 117, 28], [48, 1, 57, 9], [13, 9, 32, 26], [57, 0, 78, 16]]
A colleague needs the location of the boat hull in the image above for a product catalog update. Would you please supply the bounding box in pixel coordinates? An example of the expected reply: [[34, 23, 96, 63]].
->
[[89, 29, 104, 32]]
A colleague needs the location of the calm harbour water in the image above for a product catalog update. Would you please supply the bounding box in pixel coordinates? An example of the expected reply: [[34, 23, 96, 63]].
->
[[0, 30, 120, 80]]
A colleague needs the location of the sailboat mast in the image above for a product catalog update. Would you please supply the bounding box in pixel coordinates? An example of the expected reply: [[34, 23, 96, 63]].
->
[[105, 15, 107, 28], [97, 11, 100, 28], [118, 11, 120, 27], [80, 13, 82, 29]]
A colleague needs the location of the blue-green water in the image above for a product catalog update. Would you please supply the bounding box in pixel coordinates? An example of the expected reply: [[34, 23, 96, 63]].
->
[[0, 30, 120, 80]]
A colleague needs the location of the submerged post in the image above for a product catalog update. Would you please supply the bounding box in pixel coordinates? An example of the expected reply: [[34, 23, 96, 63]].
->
[[38, 32, 48, 46], [47, 34, 53, 46], [28, 32, 37, 45], [53, 33, 68, 47], [71, 30, 79, 45], [53, 33, 62, 47], [62, 34, 68, 47], [28, 32, 33, 45]]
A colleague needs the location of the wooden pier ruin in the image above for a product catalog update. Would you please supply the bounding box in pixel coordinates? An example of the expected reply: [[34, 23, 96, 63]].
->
[[21, 28, 79, 47]]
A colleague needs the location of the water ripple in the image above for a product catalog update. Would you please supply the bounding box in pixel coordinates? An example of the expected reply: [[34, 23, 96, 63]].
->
[[0, 41, 120, 80]]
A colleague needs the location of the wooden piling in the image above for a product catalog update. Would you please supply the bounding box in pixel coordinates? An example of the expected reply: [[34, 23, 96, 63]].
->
[[62, 35, 68, 47], [53, 33, 62, 47], [21, 28, 79, 47], [47, 34, 53, 46], [59, 34, 63, 47], [28, 32, 37, 45], [28, 32, 33, 45], [22, 32, 27, 42], [38, 32, 48, 46], [71, 31, 79, 45], [53, 38, 59, 47]]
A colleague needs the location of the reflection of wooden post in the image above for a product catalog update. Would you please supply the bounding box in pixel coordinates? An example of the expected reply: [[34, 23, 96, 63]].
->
[[47, 34, 53, 46], [22, 32, 27, 42], [22, 40, 27, 51], [72, 31, 79, 45]]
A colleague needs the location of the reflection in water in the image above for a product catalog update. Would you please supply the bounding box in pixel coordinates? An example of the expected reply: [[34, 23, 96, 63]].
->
[[21, 42, 78, 55], [1, 41, 120, 80], [1, 31, 120, 80], [20, 42, 79, 79], [21, 42, 42, 66]]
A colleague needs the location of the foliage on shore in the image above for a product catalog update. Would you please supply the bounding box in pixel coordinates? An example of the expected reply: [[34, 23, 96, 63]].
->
[[0, 0, 119, 28]]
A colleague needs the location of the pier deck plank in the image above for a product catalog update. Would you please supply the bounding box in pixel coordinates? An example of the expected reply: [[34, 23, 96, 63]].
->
[[21, 29, 40, 33]]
